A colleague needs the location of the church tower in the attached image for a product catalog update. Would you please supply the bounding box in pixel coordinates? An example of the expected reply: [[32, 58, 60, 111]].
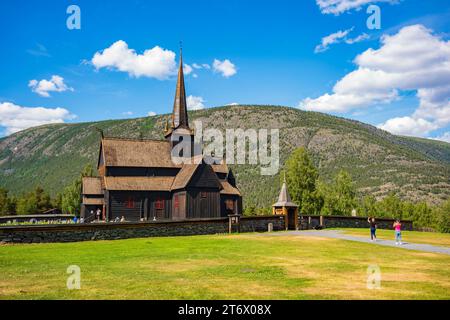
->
[[164, 46, 195, 155]]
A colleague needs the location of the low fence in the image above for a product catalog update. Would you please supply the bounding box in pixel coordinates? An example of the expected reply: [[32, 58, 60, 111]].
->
[[0, 214, 413, 244], [0, 214, 75, 224], [0, 215, 285, 244], [300, 215, 413, 231]]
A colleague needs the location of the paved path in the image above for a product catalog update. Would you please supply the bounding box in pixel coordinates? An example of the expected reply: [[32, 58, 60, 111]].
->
[[261, 230, 450, 256]]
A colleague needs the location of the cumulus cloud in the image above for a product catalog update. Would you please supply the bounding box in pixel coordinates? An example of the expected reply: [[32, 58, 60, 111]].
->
[[147, 111, 157, 116], [300, 25, 450, 138], [122, 111, 134, 116], [187, 95, 205, 110], [316, 0, 401, 15], [91, 40, 177, 80], [28, 75, 74, 97], [0, 102, 75, 135], [213, 59, 237, 77]]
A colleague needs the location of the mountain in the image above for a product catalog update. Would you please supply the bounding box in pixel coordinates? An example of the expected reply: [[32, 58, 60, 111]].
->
[[1, 105, 449, 208]]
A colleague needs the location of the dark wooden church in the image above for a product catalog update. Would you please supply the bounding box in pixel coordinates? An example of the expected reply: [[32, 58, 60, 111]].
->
[[81, 51, 242, 222]]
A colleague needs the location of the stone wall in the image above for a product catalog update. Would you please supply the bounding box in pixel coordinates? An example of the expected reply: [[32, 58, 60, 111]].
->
[[300, 215, 413, 231], [0, 216, 285, 244]]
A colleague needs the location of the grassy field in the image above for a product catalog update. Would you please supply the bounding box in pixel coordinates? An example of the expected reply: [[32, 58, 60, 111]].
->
[[1, 231, 450, 300], [338, 229, 450, 247]]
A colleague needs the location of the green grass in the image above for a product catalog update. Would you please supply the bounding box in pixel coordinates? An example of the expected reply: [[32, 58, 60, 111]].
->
[[337, 228, 450, 248], [1, 232, 450, 300]]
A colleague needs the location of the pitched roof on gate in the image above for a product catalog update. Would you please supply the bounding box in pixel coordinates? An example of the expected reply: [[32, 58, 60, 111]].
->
[[101, 138, 182, 168], [82, 177, 103, 195], [272, 180, 298, 208], [104, 176, 175, 191]]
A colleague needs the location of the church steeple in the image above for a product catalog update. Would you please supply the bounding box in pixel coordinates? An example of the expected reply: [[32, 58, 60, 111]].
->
[[171, 45, 189, 130]]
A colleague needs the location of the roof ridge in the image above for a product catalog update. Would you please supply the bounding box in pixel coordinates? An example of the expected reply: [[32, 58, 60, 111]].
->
[[102, 137, 169, 143]]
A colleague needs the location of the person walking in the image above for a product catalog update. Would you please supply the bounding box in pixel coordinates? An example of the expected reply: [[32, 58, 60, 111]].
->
[[393, 220, 402, 245], [368, 217, 377, 241]]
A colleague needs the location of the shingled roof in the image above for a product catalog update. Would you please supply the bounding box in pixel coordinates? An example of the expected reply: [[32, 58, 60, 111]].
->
[[104, 176, 175, 191], [82, 196, 104, 205], [220, 181, 241, 196], [272, 180, 298, 208], [171, 163, 200, 190], [82, 177, 103, 195], [101, 138, 182, 168]]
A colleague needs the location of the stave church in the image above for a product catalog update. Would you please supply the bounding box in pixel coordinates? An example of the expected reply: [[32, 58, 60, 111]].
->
[[81, 50, 242, 222]]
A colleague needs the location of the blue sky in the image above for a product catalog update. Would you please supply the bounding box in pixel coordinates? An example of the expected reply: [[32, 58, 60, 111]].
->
[[0, 0, 449, 141]]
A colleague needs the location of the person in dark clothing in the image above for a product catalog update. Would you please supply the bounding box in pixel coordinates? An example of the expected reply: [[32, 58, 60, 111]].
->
[[368, 217, 377, 241]]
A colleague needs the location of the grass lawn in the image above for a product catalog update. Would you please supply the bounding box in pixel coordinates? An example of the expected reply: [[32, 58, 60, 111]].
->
[[336, 228, 450, 248], [1, 232, 449, 300]]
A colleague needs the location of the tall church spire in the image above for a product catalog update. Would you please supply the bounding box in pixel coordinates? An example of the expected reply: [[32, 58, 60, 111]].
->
[[171, 44, 189, 130]]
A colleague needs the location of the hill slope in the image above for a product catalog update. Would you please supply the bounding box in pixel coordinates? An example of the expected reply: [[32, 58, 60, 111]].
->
[[0, 105, 449, 208]]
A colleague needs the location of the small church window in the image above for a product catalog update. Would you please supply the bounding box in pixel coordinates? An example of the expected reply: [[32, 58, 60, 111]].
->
[[155, 198, 165, 210], [125, 197, 134, 209], [225, 199, 234, 211], [201, 192, 207, 198]]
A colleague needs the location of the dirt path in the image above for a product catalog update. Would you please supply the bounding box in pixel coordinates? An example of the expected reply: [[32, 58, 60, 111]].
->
[[261, 230, 450, 256]]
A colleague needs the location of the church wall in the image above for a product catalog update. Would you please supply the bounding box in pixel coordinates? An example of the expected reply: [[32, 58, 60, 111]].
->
[[186, 188, 221, 219], [109, 191, 172, 222]]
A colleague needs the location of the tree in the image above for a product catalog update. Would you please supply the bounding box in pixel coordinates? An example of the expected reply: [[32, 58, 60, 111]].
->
[[0, 188, 15, 216], [61, 164, 95, 216], [15, 186, 52, 215], [333, 170, 357, 216], [285, 147, 322, 215], [435, 200, 450, 233], [319, 170, 356, 216], [376, 192, 403, 218], [360, 195, 378, 218]]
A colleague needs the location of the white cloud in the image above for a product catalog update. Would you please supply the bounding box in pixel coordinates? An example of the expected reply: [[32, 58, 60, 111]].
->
[[91, 40, 177, 80], [300, 25, 450, 138], [192, 63, 202, 69], [28, 75, 74, 98], [433, 132, 450, 143], [315, 28, 369, 53], [316, 0, 400, 15], [0, 102, 75, 135], [226, 102, 239, 106], [183, 63, 193, 75], [345, 33, 370, 44], [147, 111, 157, 116], [213, 59, 237, 77], [315, 28, 354, 53], [187, 95, 205, 110], [202, 64, 211, 69], [122, 111, 134, 116], [378, 116, 438, 136]]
